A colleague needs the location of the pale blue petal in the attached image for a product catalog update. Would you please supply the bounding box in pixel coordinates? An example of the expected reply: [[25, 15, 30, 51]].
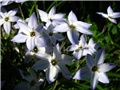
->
[[73, 50, 83, 60], [107, 6, 113, 15], [9, 16, 19, 22], [53, 23, 69, 33], [98, 72, 109, 83], [58, 63, 72, 80], [14, 81, 30, 90], [36, 37, 47, 47], [68, 11, 77, 24], [54, 33, 64, 40], [48, 6, 55, 18], [108, 18, 117, 24], [76, 21, 92, 28], [73, 66, 91, 80], [38, 9, 48, 22], [111, 13, 120, 18], [26, 37, 35, 51], [17, 21, 31, 35], [46, 65, 59, 83], [96, 12, 108, 18], [3, 22, 11, 34], [50, 36, 56, 45], [98, 63, 116, 72], [11, 34, 27, 43], [79, 34, 86, 47], [32, 60, 49, 70], [53, 14, 65, 19], [61, 54, 73, 64], [66, 45, 78, 51], [76, 25, 93, 35], [28, 12, 38, 29], [95, 48, 105, 65], [8, 8, 18, 16], [86, 54, 95, 69], [90, 72, 99, 90], [53, 44, 61, 59], [0, 18, 4, 25], [67, 30, 79, 45]]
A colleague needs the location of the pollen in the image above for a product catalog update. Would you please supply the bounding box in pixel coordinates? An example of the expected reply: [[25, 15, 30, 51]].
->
[[32, 46, 38, 53], [51, 59, 57, 66], [5, 17, 9, 22], [92, 66, 98, 72], [30, 31, 35, 37], [70, 24, 75, 30]]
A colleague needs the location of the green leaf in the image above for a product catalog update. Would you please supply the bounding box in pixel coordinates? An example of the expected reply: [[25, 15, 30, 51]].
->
[[117, 22, 120, 29], [111, 26, 117, 35]]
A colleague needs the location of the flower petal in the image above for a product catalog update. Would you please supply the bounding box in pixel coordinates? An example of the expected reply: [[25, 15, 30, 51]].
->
[[26, 37, 35, 51], [68, 11, 77, 24], [98, 63, 116, 72], [90, 72, 99, 90], [0, 18, 4, 25], [9, 16, 19, 22], [111, 12, 120, 18], [76, 21, 92, 28], [79, 34, 86, 47], [108, 18, 117, 24], [35, 37, 47, 47], [61, 54, 73, 64], [53, 33, 64, 40], [58, 63, 72, 80], [17, 21, 31, 35], [96, 12, 108, 18], [76, 25, 93, 35], [98, 72, 109, 83], [53, 23, 69, 33], [8, 9, 18, 16], [32, 60, 49, 70], [86, 54, 95, 69], [66, 45, 78, 51], [46, 65, 59, 83], [53, 14, 65, 19], [107, 6, 113, 15], [48, 6, 56, 18], [73, 66, 91, 80], [11, 33, 27, 43], [28, 12, 38, 29], [38, 9, 48, 22], [73, 50, 83, 60], [67, 30, 79, 45], [50, 36, 57, 45], [3, 22, 11, 34], [53, 43, 61, 59], [95, 48, 105, 64]]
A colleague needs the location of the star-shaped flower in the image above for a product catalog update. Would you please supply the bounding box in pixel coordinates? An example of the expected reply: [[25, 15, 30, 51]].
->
[[44, 24, 64, 45], [32, 44, 73, 83], [73, 49, 116, 90], [38, 6, 65, 26], [0, 8, 19, 34], [14, 69, 44, 90], [67, 34, 98, 60], [53, 11, 93, 45], [11, 12, 46, 51], [97, 6, 120, 24]]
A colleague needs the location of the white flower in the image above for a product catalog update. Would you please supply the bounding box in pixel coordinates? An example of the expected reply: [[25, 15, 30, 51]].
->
[[67, 34, 98, 60], [25, 45, 46, 63], [73, 49, 116, 90], [11, 12, 47, 51], [32, 44, 73, 83], [97, 6, 120, 24], [0, 8, 19, 34], [14, 69, 44, 90], [0, 0, 13, 7], [44, 24, 64, 45], [53, 11, 93, 45], [38, 6, 65, 26]]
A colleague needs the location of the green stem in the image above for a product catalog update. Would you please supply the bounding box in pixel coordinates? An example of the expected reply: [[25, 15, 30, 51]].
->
[[18, 4, 25, 20]]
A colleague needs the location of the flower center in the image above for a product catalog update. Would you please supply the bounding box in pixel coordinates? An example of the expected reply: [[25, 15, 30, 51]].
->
[[78, 46, 83, 50], [51, 59, 57, 66], [70, 24, 75, 30], [5, 17, 9, 22], [49, 32, 53, 36], [32, 46, 38, 53], [30, 31, 35, 37], [50, 18, 53, 22], [92, 66, 98, 72]]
